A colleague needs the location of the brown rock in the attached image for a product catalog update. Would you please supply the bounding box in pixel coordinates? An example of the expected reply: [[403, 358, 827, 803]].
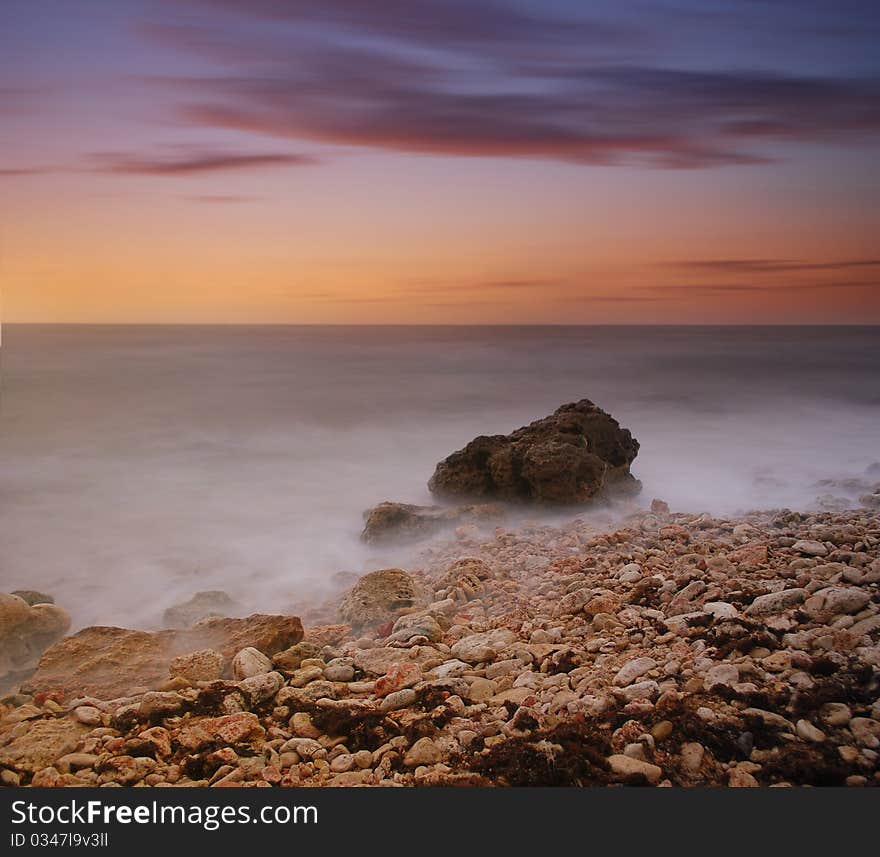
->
[[338, 568, 428, 632], [23, 615, 303, 699], [168, 649, 225, 683], [428, 400, 640, 504], [162, 591, 239, 629], [361, 502, 503, 544], [0, 718, 88, 775]]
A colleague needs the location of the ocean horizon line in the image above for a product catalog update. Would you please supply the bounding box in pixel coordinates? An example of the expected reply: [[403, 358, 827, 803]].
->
[[3, 322, 879, 329]]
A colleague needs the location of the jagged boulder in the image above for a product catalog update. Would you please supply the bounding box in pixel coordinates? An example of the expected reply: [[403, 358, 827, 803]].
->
[[429, 399, 639, 504]]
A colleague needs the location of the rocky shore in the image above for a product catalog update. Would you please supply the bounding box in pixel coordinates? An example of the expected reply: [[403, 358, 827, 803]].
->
[[2, 500, 879, 788]]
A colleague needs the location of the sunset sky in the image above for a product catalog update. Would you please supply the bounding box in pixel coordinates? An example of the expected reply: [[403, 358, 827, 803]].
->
[[2, 0, 879, 323]]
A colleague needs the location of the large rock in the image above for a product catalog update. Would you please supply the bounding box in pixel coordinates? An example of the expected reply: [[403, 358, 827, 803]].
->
[[361, 501, 503, 544], [176, 614, 304, 661], [22, 614, 303, 699], [0, 592, 71, 679], [338, 568, 429, 632], [162, 590, 240, 629], [428, 400, 639, 504], [0, 719, 88, 775]]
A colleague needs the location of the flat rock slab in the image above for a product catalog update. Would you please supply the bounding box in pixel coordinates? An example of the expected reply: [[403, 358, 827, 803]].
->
[[0, 718, 88, 774], [21, 615, 303, 700]]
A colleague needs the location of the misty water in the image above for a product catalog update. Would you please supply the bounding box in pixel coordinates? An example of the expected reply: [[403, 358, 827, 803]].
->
[[1, 325, 878, 631]]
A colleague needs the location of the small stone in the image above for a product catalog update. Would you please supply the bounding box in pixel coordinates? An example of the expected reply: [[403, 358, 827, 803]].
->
[[353, 750, 373, 769], [404, 737, 443, 767], [73, 706, 102, 726], [681, 742, 704, 772], [762, 651, 792, 673], [796, 719, 825, 743], [651, 721, 673, 741], [465, 677, 497, 702], [380, 688, 417, 711], [728, 768, 759, 787], [323, 659, 355, 682], [607, 754, 662, 784], [238, 671, 284, 705], [849, 718, 880, 749], [290, 712, 322, 739], [330, 753, 355, 773], [57, 752, 98, 773], [704, 663, 739, 688], [613, 657, 656, 687], [746, 589, 807, 616], [232, 647, 272, 680], [138, 691, 186, 720], [820, 703, 852, 727], [792, 540, 828, 557], [374, 662, 422, 697]]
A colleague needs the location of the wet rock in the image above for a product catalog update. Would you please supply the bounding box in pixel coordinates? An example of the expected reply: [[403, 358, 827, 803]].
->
[[338, 568, 428, 632], [0, 593, 71, 678], [428, 399, 640, 504], [361, 502, 503, 544], [23, 615, 302, 699], [162, 591, 240, 629], [22, 627, 170, 700], [177, 615, 304, 661]]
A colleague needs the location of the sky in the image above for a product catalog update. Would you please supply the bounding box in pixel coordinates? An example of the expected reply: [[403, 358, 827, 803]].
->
[[1, 0, 879, 324]]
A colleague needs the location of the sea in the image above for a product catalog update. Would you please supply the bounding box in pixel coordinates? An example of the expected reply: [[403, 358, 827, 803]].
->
[[1, 324, 878, 629]]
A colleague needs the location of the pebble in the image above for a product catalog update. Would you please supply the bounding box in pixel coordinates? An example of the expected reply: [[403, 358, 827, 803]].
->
[[796, 719, 825, 743], [792, 540, 828, 557], [73, 706, 102, 726], [232, 647, 272, 680], [612, 656, 656, 687], [380, 688, 418, 711], [404, 737, 443, 767], [607, 754, 662, 784]]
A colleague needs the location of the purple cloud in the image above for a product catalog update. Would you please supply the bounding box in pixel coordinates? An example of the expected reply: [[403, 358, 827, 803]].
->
[[90, 148, 318, 176], [141, 1, 880, 168]]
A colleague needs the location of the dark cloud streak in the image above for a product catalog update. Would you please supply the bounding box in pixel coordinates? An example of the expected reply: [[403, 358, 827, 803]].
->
[[90, 149, 318, 176], [144, 1, 880, 168]]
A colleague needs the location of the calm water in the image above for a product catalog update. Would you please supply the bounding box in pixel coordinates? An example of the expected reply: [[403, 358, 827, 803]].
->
[[1, 325, 878, 629]]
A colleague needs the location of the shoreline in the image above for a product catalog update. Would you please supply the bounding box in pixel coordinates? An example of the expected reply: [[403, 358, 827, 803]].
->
[[1, 501, 879, 787]]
